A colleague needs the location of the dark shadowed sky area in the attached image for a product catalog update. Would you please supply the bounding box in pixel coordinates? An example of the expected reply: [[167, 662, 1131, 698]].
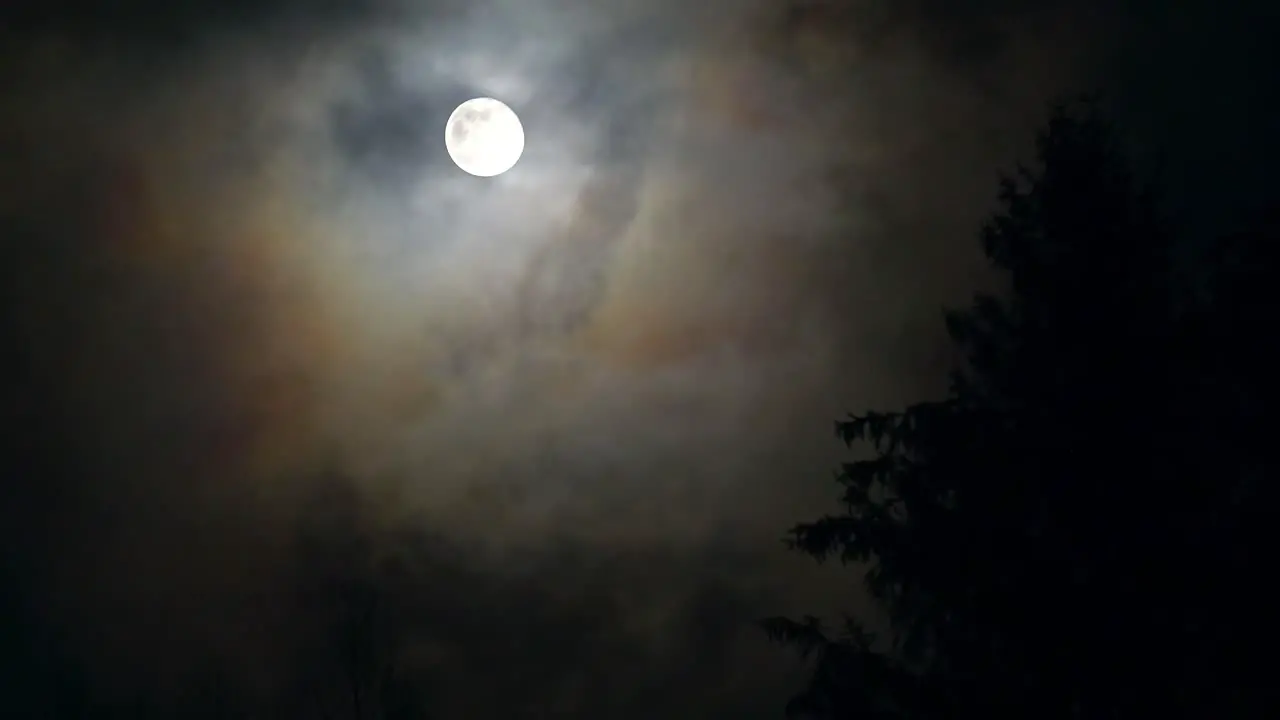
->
[[1, 0, 1275, 717]]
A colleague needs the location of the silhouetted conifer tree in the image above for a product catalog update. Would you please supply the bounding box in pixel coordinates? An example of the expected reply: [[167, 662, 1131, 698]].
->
[[766, 101, 1274, 719]]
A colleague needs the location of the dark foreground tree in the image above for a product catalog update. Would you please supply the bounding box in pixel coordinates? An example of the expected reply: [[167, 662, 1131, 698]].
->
[[288, 474, 435, 720], [766, 103, 1275, 719]]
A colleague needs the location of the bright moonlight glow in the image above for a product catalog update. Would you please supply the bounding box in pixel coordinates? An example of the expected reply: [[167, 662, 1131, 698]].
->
[[444, 97, 526, 177]]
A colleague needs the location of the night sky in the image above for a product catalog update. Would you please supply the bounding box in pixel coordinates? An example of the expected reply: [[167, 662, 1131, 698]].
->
[[2, 0, 1275, 717]]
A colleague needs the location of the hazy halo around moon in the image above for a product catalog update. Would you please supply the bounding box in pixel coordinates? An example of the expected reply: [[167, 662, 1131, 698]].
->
[[444, 97, 526, 177]]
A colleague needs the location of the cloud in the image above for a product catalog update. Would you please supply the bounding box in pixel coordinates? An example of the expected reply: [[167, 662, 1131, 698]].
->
[[11, 0, 1247, 716]]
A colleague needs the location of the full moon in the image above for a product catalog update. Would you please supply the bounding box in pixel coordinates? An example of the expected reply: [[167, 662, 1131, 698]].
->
[[444, 97, 526, 177]]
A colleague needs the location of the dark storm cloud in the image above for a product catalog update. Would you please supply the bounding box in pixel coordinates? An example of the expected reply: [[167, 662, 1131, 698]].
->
[[2, 0, 382, 44], [331, 49, 464, 186], [513, 47, 663, 340]]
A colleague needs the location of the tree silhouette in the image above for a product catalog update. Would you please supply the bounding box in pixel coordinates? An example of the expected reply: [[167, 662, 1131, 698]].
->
[[766, 102, 1274, 718], [289, 475, 434, 720]]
